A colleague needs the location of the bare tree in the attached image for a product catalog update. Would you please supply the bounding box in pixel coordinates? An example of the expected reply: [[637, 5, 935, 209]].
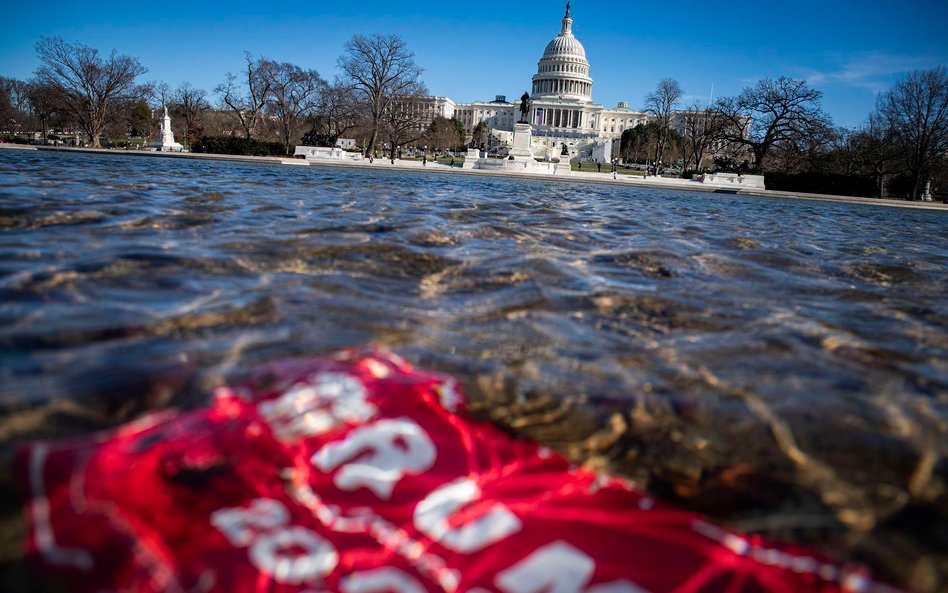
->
[[713, 76, 830, 173], [381, 81, 429, 156], [1, 77, 34, 135], [151, 81, 171, 109], [33, 37, 147, 148], [337, 34, 424, 157], [200, 109, 239, 138], [316, 81, 363, 141], [26, 81, 64, 140], [0, 82, 15, 134], [680, 103, 725, 172], [850, 114, 900, 198], [267, 63, 326, 154], [879, 66, 948, 199], [216, 52, 277, 139], [644, 78, 683, 171], [764, 118, 837, 175], [171, 82, 209, 148]]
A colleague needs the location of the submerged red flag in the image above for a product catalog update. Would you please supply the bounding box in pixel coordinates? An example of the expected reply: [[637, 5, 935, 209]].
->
[[16, 350, 895, 593]]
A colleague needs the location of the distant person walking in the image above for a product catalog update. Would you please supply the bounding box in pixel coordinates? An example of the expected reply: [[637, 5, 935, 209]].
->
[[597, 160, 601, 173], [423, 153, 427, 166]]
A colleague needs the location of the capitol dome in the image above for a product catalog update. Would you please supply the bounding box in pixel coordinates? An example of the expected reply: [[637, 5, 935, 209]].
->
[[542, 30, 587, 61], [531, 3, 593, 102]]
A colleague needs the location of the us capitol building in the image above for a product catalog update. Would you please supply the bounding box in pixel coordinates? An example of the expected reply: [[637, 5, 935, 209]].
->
[[420, 3, 647, 162]]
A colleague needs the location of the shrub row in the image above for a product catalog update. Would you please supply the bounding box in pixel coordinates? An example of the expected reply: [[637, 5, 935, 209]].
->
[[192, 136, 288, 157], [765, 172, 877, 198]]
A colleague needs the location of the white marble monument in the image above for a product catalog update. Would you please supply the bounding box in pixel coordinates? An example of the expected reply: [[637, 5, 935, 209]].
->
[[698, 172, 766, 190], [508, 123, 535, 161], [294, 145, 364, 162], [148, 107, 183, 152], [466, 126, 564, 175]]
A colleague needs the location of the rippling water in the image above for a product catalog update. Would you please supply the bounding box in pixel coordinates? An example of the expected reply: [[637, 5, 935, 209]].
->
[[1, 149, 947, 590]]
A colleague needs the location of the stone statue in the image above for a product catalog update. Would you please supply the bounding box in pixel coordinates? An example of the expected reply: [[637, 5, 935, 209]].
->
[[519, 92, 531, 123], [561, 143, 570, 156]]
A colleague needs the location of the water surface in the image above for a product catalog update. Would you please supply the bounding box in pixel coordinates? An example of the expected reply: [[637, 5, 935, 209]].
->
[[1, 150, 946, 590]]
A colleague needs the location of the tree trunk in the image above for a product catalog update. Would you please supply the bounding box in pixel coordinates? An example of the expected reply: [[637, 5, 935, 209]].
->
[[87, 121, 103, 148], [655, 136, 666, 172], [282, 122, 292, 155], [911, 171, 922, 200], [367, 127, 378, 158], [753, 145, 766, 172]]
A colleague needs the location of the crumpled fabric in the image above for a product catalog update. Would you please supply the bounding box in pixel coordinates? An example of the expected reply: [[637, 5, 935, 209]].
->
[[15, 349, 897, 593]]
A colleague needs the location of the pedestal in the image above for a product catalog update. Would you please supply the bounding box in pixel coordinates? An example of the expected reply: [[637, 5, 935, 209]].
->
[[508, 123, 535, 161], [462, 148, 480, 169]]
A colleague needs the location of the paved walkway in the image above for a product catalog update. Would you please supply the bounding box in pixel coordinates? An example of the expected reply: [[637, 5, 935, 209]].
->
[[3, 143, 946, 211]]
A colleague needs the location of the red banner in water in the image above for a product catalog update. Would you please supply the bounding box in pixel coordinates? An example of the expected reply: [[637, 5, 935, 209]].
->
[[16, 350, 893, 593]]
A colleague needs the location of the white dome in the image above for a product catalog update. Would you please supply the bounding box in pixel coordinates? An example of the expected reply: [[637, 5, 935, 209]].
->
[[531, 4, 593, 102], [542, 31, 587, 61]]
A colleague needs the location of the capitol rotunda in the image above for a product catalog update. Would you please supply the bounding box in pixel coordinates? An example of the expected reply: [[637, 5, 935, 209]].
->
[[421, 4, 650, 161]]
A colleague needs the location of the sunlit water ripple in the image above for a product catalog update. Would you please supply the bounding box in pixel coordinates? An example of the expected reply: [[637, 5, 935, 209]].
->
[[1, 150, 946, 590]]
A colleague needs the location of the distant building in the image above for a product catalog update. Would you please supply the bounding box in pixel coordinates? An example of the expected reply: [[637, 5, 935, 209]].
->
[[453, 96, 515, 137], [409, 5, 651, 162], [522, 5, 647, 162]]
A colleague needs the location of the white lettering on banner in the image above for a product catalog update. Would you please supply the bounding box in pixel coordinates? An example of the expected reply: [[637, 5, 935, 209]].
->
[[211, 498, 290, 547], [258, 373, 376, 443], [311, 418, 437, 499], [340, 567, 426, 593], [211, 498, 339, 584], [248, 526, 338, 585], [413, 478, 522, 553], [496, 541, 651, 593]]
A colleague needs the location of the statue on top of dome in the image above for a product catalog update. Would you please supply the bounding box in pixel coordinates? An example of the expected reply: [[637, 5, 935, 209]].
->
[[561, 2, 573, 36]]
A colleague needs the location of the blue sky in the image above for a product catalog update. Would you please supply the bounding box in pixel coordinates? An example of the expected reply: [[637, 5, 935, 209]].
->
[[2, 0, 946, 128]]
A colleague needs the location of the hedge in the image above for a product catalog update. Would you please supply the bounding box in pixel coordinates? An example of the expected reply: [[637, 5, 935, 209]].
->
[[764, 172, 877, 198], [192, 136, 288, 157]]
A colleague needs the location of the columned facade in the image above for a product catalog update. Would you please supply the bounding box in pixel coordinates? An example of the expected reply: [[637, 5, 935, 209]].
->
[[413, 4, 650, 162], [522, 4, 606, 159]]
